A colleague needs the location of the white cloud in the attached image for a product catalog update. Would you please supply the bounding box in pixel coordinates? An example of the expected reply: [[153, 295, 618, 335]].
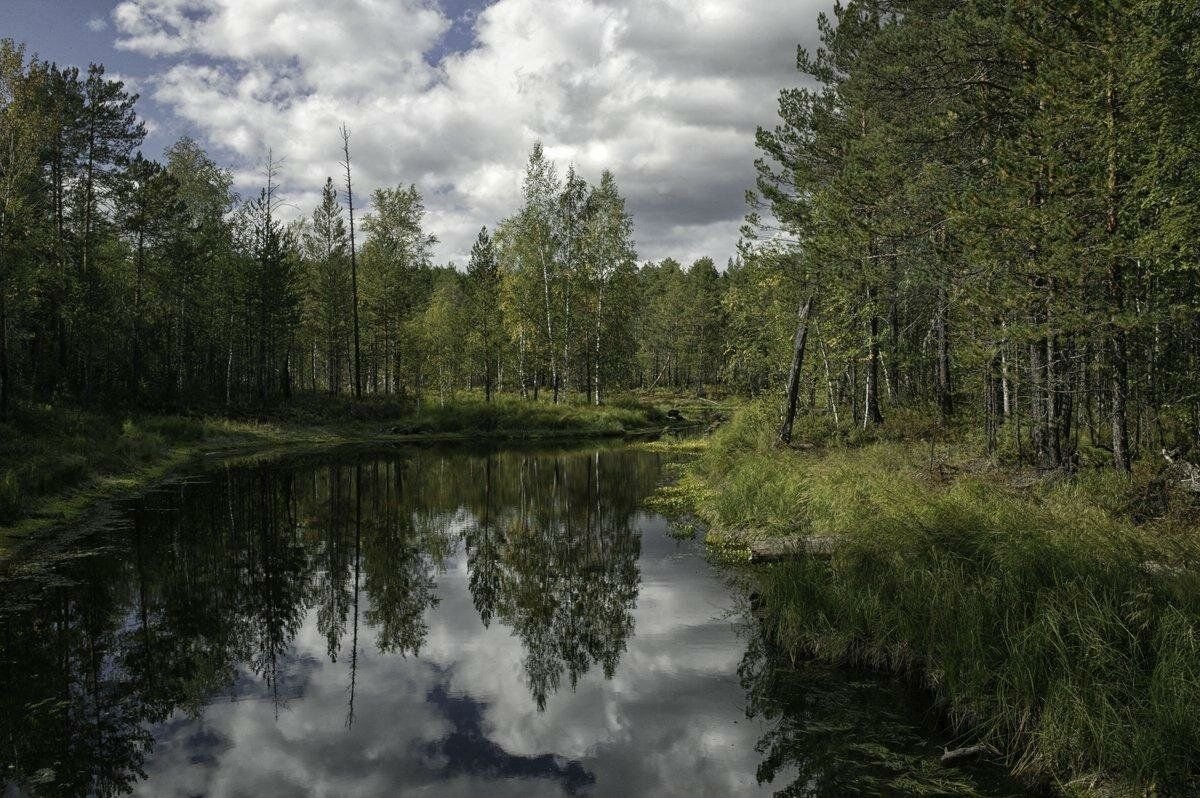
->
[[113, 0, 826, 265], [88, 16, 110, 32], [134, 502, 781, 797]]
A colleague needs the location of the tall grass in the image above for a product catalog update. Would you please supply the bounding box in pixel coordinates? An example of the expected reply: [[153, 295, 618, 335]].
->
[[1, 393, 690, 533], [681, 402, 1200, 793], [383, 395, 662, 436], [0, 405, 191, 523]]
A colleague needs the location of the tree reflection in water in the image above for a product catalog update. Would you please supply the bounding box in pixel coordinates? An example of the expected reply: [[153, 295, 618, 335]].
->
[[0, 444, 654, 796], [738, 630, 1026, 797], [464, 450, 643, 709]]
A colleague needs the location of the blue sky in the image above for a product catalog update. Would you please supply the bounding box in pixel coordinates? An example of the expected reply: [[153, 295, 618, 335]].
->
[[1, 1, 824, 265]]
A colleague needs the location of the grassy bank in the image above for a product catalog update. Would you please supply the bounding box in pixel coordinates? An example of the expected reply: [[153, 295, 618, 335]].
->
[[1, 393, 715, 547], [667, 402, 1200, 796]]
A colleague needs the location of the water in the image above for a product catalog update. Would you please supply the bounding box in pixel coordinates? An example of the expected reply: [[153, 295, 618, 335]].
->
[[0, 443, 1024, 797]]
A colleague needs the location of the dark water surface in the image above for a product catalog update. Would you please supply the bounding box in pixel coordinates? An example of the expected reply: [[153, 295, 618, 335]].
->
[[1, 443, 1024, 797]]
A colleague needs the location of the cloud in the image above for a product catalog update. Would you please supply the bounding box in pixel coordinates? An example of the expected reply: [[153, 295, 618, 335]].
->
[[113, 0, 826, 265], [88, 16, 110, 32], [135, 507, 778, 797]]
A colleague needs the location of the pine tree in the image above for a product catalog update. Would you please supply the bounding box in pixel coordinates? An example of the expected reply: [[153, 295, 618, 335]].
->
[[466, 226, 502, 401], [582, 171, 636, 405], [302, 177, 351, 394]]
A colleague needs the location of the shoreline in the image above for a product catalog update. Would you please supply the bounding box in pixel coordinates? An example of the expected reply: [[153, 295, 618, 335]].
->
[[658, 402, 1200, 796], [0, 395, 720, 552]]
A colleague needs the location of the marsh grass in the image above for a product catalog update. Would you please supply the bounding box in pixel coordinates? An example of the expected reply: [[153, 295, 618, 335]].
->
[[1, 392, 707, 544], [0, 405, 295, 537], [382, 395, 658, 436], [678, 401, 1200, 794]]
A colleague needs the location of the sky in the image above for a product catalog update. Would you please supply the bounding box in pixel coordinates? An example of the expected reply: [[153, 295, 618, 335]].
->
[[131, 512, 788, 796], [1, 0, 826, 266]]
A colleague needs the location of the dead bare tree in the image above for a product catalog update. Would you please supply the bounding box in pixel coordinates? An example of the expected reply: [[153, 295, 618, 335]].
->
[[341, 123, 363, 399]]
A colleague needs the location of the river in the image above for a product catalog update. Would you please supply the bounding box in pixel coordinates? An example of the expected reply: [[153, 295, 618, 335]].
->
[[0, 442, 1023, 797]]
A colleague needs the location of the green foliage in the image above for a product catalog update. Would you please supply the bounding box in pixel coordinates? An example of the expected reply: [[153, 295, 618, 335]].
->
[[746, 0, 1200, 471], [0, 44, 736, 417], [0, 394, 674, 536], [385, 396, 652, 437], [0, 404, 170, 524], [683, 404, 1200, 792]]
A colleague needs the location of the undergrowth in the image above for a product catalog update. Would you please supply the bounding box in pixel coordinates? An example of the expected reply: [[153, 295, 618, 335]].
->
[[1, 392, 709, 539], [676, 400, 1200, 795]]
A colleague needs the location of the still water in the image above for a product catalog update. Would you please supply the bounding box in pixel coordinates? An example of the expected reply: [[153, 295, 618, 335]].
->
[[0, 443, 1023, 797]]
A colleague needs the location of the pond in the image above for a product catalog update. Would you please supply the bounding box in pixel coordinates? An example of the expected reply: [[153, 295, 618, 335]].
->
[[0, 443, 1025, 797]]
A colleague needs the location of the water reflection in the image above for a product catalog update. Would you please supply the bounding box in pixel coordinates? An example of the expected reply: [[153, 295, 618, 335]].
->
[[0, 446, 667, 796], [738, 632, 1026, 797], [0, 444, 1021, 797]]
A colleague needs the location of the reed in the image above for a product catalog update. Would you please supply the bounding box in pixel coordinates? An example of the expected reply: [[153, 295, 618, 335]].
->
[[679, 402, 1200, 794]]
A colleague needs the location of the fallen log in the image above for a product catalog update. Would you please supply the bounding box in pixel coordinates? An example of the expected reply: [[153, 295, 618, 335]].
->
[[1162, 448, 1200, 493], [940, 743, 997, 767], [748, 536, 1186, 580], [748, 535, 841, 562]]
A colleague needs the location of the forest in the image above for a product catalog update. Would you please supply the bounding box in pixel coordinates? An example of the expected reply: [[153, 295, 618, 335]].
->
[[745, 0, 1200, 474], [0, 39, 730, 416], [4, 0, 1200, 793], [4, 1, 1200, 479], [673, 2, 1200, 791]]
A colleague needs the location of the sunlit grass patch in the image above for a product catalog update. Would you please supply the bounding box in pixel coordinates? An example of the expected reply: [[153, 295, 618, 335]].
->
[[0, 393, 700, 545], [681, 401, 1200, 793]]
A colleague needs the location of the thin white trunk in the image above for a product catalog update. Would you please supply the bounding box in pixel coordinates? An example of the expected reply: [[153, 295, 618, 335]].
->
[[518, 329, 528, 399], [562, 289, 571, 398], [593, 282, 604, 406], [539, 250, 557, 399], [1000, 322, 1012, 417], [816, 322, 839, 426]]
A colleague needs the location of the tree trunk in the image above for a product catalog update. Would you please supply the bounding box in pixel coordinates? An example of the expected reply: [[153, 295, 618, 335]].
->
[[0, 287, 8, 416], [518, 330, 528, 400], [935, 279, 953, 417], [593, 283, 605, 406], [1000, 322, 1012, 419], [986, 355, 999, 454], [562, 290, 571, 399], [1111, 326, 1130, 472], [1106, 67, 1130, 473], [1058, 335, 1077, 466], [816, 322, 839, 426], [342, 125, 363, 400], [1030, 339, 1045, 466], [50, 148, 67, 397], [888, 255, 900, 399], [1046, 336, 1063, 467], [132, 229, 145, 399], [485, 348, 494, 403], [779, 294, 815, 443], [864, 286, 884, 427], [225, 333, 234, 409], [850, 361, 860, 426], [539, 252, 558, 404], [79, 122, 98, 404]]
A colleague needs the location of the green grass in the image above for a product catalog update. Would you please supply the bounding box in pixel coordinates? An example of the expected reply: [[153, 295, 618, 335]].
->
[[0, 404, 308, 543], [673, 401, 1200, 795], [0, 391, 715, 549]]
